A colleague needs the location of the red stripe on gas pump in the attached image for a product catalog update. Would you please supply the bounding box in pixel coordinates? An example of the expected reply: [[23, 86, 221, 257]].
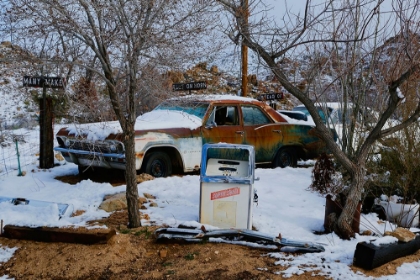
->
[[211, 187, 240, 200]]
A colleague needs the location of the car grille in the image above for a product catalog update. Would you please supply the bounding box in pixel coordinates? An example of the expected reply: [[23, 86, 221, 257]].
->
[[68, 140, 123, 154]]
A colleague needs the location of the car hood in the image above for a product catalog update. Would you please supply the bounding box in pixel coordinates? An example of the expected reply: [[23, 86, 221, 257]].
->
[[60, 110, 202, 141], [63, 121, 123, 141], [135, 110, 202, 130]]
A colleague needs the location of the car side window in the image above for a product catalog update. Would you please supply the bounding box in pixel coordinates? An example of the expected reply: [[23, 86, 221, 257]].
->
[[206, 106, 239, 126], [241, 106, 271, 126]]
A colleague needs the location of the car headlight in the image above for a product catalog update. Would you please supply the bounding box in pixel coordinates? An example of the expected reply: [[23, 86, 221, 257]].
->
[[110, 144, 117, 152], [65, 139, 70, 147]]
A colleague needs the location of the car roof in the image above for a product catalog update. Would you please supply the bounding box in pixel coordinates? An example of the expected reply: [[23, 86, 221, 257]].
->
[[170, 94, 288, 122], [171, 94, 258, 102]]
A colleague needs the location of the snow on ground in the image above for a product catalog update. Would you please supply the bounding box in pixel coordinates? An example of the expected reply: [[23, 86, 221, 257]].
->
[[1, 126, 420, 279]]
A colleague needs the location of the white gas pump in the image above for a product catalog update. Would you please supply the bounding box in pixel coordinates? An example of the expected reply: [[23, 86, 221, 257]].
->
[[199, 143, 255, 229]]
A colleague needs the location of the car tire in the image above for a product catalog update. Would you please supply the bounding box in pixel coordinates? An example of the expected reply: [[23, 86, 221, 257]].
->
[[274, 147, 297, 168], [144, 152, 172, 177]]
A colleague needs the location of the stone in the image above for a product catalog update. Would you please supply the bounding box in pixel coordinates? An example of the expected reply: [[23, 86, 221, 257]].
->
[[210, 65, 218, 74], [55, 153, 65, 161], [136, 173, 154, 183], [99, 192, 149, 212], [388, 227, 416, 242], [361, 230, 372, 236], [159, 249, 168, 258], [138, 197, 147, 204], [1, 41, 12, 47], [99, 199, 127, 212], [143, 193, 156, 199]]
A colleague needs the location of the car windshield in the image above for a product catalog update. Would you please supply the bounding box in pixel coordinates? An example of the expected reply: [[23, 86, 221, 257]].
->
[[154, 100, 210, 119]]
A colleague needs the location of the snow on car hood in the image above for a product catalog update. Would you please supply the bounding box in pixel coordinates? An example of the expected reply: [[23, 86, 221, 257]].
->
[[65, 121, 123, 141], [135, 110, 202, 130], [64, 110, 202, 141]]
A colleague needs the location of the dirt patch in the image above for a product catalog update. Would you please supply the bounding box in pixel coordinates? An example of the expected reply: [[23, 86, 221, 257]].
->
[[0, 210, 297, 280], [1, 210, 419, 279]]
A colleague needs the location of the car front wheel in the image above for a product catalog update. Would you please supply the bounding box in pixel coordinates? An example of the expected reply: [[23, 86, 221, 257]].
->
[[274, 147, 297, 168], [144, 152, 172, 177]]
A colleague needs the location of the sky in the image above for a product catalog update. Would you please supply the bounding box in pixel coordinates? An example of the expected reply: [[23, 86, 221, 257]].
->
[[1, 125, 420, 279]]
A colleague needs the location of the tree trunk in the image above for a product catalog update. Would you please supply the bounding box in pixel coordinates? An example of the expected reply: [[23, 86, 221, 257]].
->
[[336, 165, 366, 239], [124, 128, 141, 228]]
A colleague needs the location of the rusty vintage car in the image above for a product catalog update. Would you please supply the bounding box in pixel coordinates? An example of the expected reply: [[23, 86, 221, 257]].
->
[[54, 95, 327, 177]]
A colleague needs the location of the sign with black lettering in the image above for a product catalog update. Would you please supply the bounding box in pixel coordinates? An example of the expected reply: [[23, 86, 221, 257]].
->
[[257, 93, 284, 101], [23, 76, 66, 89], [172, 81, 207, 91]]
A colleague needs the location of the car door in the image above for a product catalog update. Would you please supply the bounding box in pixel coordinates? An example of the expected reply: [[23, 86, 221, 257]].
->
[[201, 104, 244, 145], [240, 105, 284, 163]]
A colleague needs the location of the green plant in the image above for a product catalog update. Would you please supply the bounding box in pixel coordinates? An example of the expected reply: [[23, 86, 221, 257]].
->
[[162, 262, 173, 267], [134, 227, 151, 239], [120, 229, 131, 234], [184, 252, 199, 260]]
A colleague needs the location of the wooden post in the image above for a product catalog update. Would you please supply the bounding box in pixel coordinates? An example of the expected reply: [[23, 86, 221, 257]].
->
[[241, 0, 249, 97], [39, 94, 54, 169], [23, 75, 64, 169]]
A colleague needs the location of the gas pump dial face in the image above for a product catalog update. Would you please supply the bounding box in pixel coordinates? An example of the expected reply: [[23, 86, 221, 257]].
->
[[219, 166, 237, 176]]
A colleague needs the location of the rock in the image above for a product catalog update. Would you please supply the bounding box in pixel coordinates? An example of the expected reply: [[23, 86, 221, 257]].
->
[[210, 65, 218, 74], [143, 193, 156, 199], [99, 199, 127, 212], [138, 197, 147, 204], [99, 192, 149, 212], [149, 202, 158, 207], [1, 41, 12, 47], [159, 249, 168, 258], [55, 153, 65, 161], [385, 228, 416, 242], [387, 265, 396, 274], [136, 173, 154, 183]]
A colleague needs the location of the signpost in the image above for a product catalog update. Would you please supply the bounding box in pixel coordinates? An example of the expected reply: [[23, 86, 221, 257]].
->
[[257, 93, 284, 101], [23, 76, 66, 88], [23, 76, 65, 169], [172, 81, 207, 93]]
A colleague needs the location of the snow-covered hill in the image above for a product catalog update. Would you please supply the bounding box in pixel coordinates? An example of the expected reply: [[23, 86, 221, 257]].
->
[[0, 41, 300, 134], [0, 41, 39, 130]]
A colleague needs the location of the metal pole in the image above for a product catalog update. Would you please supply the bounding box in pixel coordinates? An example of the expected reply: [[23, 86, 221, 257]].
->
[[15, 140, 22, 176]]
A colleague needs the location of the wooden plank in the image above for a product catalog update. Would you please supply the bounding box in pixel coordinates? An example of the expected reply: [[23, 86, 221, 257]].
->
[[353, 235, 420, 270], [2, 225, 116, 244]]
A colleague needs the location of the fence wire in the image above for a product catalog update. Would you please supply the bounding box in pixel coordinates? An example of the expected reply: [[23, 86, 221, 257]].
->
[[0, 134, 39, 179]]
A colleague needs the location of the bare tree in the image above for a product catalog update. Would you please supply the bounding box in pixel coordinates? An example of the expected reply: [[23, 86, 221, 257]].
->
[[4, 0, 221, 228], [218, 0, 420, 238]]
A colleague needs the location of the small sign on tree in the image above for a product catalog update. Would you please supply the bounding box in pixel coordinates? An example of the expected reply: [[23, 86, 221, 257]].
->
[[23, 76, 66, 89], [257, 93, 284, 101], [172, 81, 207, 91]]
